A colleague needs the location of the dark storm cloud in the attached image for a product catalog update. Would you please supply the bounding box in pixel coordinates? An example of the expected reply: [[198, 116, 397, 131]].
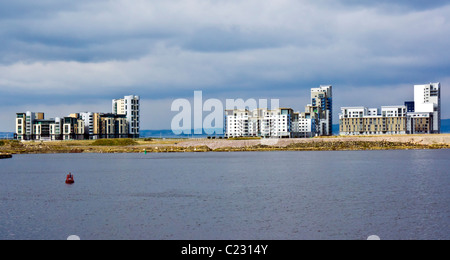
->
[[0, 0, 449, 130]]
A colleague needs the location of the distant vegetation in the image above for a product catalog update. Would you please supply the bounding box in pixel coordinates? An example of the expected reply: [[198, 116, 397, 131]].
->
[[91, 139, 138, 146], [0, 140, 5, 146]]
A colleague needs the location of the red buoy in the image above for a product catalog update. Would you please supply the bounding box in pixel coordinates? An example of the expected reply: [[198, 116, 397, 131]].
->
[[66, 173, 75, 184]]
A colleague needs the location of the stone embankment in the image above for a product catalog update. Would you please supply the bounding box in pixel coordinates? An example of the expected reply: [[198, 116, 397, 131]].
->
[[0, 135, 449, 154], [176, 135, 450, 151]]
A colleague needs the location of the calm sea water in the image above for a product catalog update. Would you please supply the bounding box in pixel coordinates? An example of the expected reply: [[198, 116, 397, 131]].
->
[[0, 150, 449, 240]]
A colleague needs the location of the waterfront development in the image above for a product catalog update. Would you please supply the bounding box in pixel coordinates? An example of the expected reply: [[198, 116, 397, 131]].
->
[[0, 151, 448, 240]]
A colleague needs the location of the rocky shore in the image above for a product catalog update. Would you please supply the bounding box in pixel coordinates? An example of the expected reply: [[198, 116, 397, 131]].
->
[[0, 135, 449, 155], [177, 135, 450, 150]]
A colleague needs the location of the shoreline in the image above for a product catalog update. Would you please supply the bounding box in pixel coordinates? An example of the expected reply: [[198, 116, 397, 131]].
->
[[1, 134, 449, 154]]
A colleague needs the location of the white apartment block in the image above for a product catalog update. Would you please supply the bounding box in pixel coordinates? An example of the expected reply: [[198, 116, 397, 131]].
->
[[261, 108, 293, 138], [50, 118, 62, 140], [414, 83, 441, 133], [113, 95, 140, 138], [292, 117, 316, 138], [80, 112, 95, 136], [225, 109, 250, 138], [225, 108, 314, 138]]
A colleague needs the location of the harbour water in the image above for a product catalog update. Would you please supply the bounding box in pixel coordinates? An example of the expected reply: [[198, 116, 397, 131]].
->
[[0, 150, 449, 240]]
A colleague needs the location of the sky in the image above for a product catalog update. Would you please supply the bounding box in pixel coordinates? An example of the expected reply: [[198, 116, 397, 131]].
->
[[0, 0, 449, 131]]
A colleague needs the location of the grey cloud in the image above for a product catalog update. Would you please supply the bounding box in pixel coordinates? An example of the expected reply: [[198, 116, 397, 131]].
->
[[336, 0, 450, 11], [0, 0, 82, 19], [0, 0, 449, 131], [183, 27, 279, 52]]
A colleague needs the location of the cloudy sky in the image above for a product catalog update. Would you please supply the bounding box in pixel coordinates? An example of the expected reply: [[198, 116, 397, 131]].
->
[[0, 0, 449, 131]]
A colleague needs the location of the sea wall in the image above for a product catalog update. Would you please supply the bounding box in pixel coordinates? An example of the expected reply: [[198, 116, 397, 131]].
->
[[177, 135, 450, 150], [0, 135, 449, 154]]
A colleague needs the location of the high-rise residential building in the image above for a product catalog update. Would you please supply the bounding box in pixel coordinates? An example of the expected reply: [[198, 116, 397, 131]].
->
[[80, 112, 95, 138], [305, 86, 333, 136], [113, 95, 140, 138], [414, 83, 440, 133]]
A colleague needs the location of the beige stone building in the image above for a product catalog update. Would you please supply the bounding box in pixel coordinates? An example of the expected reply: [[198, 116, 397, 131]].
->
[[340, 106, 408, 135]]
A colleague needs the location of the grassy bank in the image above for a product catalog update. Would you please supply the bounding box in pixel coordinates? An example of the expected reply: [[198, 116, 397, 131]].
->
[[1, 136, 449, 155]]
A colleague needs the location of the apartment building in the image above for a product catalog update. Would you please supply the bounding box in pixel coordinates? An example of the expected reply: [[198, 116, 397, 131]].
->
[[16, 112, 44, 141], [292, 113, 316, 138], [340, 106, 408, 135], [305, 86, 333, 136], [414, 83, 441, 133], [224, 86, 331, 138], [80, 112, 95, 138], [339, 83, 441, 136], [261, 108, 293, 138], [113, 95, 140, 138], [63, 115, 85, 140], [407, 113, 433, 134], [16, 112, 131, 141], [99, 114, 129, 139], [15, 94, 140, 141], [225, 108, 315, 138]]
